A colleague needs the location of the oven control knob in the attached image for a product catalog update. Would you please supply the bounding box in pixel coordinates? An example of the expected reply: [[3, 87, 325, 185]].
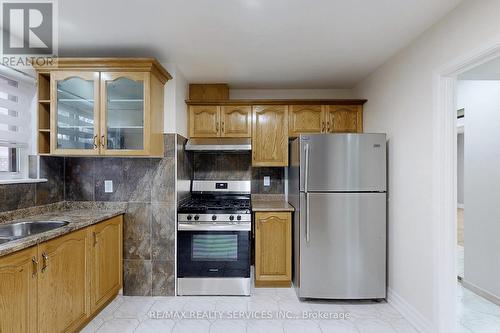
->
[[187, 215, 192, 221], [237, 215, 242, 221], [229, 215, 235, 221], [212, 215, 217, 221], [194, 215, 199, 221]]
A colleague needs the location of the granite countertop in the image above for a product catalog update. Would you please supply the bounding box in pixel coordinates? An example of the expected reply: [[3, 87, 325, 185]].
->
[[251, 195, 295, 212], [0, 202, 126, 257]]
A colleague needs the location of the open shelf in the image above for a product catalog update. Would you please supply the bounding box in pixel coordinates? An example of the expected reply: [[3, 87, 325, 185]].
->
[[38, 102, 50, 130], [38, 131, 50, 154], [37, 72, 51, 154], [38, 73, 50, 101]]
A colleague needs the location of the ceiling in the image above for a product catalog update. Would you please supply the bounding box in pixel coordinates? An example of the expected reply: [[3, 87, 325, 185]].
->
[[58, 0, 462, 88]]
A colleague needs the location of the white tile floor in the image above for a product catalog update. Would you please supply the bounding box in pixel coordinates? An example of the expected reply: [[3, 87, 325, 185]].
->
[[457, 283, 500, 332], [81, 287, 418, 333]]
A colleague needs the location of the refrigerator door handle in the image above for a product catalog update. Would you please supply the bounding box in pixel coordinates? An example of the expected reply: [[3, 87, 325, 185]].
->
[[304, 143, 310, 192], [306, 192, 310, 243]]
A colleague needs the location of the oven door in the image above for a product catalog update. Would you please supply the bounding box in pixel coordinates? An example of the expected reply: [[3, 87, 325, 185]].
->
[[177, 223, 251, 278]]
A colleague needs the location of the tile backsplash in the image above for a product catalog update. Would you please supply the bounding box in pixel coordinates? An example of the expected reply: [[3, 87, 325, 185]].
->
[[192, 152, 285, 194]]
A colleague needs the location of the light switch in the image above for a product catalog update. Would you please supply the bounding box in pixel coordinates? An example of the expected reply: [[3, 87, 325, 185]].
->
[[104, 180, 113, 193], [263, 176, 271, 187]]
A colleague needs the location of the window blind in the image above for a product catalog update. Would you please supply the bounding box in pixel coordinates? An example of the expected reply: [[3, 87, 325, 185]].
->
[[0, 67, 34, 148]]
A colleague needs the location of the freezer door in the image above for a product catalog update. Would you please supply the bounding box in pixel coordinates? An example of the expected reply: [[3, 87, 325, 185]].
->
[[299, 192, 386, 299], [300, 134, 386, 192]]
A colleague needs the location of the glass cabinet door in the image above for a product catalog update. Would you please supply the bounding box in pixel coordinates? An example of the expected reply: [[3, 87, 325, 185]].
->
[[100, 72, 149, 155], [51, 72, 100, 155]]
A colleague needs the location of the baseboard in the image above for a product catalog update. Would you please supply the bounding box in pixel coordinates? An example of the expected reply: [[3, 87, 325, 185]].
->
[[387, 288, 433, 333], [457, 203, 464, 209], [461, 280, 500, 307]]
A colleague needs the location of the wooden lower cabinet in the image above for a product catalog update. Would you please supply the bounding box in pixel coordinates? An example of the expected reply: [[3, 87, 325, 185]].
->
[[254, 212, 292, 287], [90, 215, 123, 312], [0, 215, 123, 333], [0, 246, 38, 333], [38, 228, 90, 333]]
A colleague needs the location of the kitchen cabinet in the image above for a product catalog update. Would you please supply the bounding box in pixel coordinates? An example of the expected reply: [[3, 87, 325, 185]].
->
[[0, 246, 38, 333], [325, 105, 363, 133], [289, 105, 325, 136], [189, 105, 220, 137], [37, 228, 89, 333], [50, 71, 100, 155], [252, 105, 289, 167], [189, 105, 252, 138], [90, 215, 123, 312], [254, 212, 292, 287], [221, 105, 252, 137], [0, 215, 123, 333], [35, 58, 171, 156]]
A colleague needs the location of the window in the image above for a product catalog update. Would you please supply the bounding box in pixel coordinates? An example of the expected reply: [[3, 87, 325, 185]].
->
[[0, 67, 35, 180]]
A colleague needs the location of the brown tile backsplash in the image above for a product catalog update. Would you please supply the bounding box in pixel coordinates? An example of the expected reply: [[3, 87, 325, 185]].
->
[[191, 152, 285, 194]]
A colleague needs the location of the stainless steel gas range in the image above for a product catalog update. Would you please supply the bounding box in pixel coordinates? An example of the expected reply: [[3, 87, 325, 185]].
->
[[177, 180, 251, 296]]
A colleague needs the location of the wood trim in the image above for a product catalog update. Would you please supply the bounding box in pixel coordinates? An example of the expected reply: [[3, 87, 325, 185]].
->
[[50, 71, 101, 156], [187, 99, 367, 106], [34, 57, 171, 84]]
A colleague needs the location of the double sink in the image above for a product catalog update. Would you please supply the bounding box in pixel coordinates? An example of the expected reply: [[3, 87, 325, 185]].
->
[[0, 221, 69, 245]]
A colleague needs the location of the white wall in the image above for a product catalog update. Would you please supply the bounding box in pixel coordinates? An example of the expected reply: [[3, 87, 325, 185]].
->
[[457, 133, 464, 206], [163, 64, 189, 137], [230, 88, 353, 99], [458, 80, 500, 299], [353, 0, 500, 328]]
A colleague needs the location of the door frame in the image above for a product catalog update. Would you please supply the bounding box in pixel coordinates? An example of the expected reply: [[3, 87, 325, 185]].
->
[[433, 42, 500, 332]]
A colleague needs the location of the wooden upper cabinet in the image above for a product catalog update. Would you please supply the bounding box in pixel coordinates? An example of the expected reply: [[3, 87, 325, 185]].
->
[[90, 215, 123, 313], [35, 58, 171, 157], [50, 71, 100, 156], [252, 105, 288, 167], [0, 246, 38, 333], [289, 105, 325, 136], [100, 72, 153, 156], [189, 105, 220, 137], [221, 106, 251, 137], [326, 105, 363, 133], [254, 212, 292, 287], [37, 229, 89, 333]]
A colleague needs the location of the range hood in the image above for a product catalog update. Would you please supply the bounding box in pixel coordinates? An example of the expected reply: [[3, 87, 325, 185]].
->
[[185, 138, 251, 151]]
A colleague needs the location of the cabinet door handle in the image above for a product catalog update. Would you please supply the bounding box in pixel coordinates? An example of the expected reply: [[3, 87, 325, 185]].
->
[[216, 122, 219, 133], [221, 121, 225, 133], [93, 232, 98, 246], [101, 135, 105, 148], [41, 252, 48, 273], [32, 257, 38, 277], [322, 122, 325, 133], [327, 121, 330, 132], [93, 135, 98, 149]]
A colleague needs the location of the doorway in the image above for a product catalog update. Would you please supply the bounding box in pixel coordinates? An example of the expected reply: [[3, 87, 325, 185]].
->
[[435, 49, 500, 332]]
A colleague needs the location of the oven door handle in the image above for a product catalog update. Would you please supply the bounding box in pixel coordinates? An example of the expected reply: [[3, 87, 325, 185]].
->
[[178, 222, 251, 232]]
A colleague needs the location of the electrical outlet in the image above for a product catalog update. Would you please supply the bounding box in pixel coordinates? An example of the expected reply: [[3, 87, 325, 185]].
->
[[104, 180, 113, 193], [263, 176, 271, 187]]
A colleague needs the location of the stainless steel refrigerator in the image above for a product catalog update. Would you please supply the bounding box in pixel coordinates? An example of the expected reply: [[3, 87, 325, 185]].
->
[[288, 133, 387, 299]]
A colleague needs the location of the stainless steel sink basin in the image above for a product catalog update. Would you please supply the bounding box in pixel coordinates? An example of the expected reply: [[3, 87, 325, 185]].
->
[[0, 221, 69, 243]]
